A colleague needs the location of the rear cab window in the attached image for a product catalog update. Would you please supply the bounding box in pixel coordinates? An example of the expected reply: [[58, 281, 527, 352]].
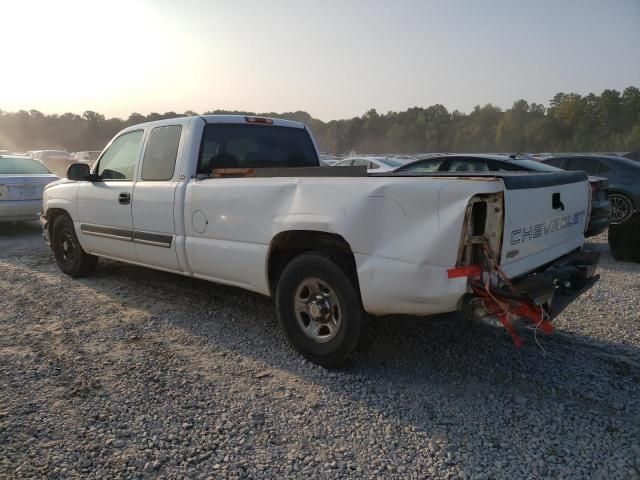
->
[[198, 123, 319, 175]]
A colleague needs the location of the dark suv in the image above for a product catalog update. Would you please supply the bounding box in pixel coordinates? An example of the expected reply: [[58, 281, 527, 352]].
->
[[541, 155, 640, 223]]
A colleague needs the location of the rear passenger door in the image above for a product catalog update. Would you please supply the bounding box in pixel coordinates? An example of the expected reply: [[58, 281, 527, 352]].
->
[[131, 124, 184, 271]]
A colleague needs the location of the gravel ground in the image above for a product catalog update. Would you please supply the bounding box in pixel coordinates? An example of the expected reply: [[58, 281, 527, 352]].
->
[[1, 223, 639, 479]]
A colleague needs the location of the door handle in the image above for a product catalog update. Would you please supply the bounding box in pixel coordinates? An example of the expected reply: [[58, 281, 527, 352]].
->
[[118, 192, 131, 205]]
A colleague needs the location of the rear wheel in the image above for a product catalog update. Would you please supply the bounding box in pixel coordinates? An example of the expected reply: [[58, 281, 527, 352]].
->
[[275, 252, 362, 367], [609, 193, 633, 223], [52, 214, 98, 277]]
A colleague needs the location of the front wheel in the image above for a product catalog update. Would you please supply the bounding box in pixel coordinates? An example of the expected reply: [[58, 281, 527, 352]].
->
[[275, 252, 362, 367], [609, 193, 634, 223], [52, 214, 98, 277]]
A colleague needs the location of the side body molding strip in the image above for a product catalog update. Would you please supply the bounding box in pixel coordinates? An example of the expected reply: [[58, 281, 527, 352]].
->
[[80, 224, 172, 248], [80, 224, 132, 241]]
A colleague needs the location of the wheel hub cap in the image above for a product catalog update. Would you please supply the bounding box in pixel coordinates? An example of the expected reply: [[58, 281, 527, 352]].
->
[[610, 195, 630, 223], [293, 278, 342, 344]]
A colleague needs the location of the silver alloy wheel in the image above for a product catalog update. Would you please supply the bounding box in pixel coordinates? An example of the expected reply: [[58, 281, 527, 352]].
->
[[293, 277, 342, 343], [609, 194, 633, 223]]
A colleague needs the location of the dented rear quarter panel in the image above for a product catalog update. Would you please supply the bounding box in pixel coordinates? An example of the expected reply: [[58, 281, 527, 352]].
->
[[185, 176, 504, 316]]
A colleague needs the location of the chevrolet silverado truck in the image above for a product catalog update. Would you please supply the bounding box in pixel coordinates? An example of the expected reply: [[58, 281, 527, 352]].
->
[[41, 115, 599, 366]]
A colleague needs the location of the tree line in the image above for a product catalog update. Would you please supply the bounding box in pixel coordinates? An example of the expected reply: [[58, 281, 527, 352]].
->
[[1, 86, 638, 155]]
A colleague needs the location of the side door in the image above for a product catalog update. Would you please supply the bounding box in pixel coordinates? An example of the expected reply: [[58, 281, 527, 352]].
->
[[76, 130, 145, 260], [131, 124, 184, 271]]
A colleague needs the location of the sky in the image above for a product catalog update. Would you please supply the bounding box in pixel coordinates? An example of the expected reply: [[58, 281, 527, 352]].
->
[[1, 0, 639, 121]]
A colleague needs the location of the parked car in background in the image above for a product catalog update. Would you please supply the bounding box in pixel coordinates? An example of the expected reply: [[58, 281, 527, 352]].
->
[[395, 154, 610, 237], [71, 151, 102, 165], [31, 150, 74, 177], [319, 154, 342, 166], [333, 156, 408, 172], [0, 155, 59, 222], [541, 155, 640, 223]]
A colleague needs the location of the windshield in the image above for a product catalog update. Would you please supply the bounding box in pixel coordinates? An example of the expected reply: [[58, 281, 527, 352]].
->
[[0, 157, 53, 174], [198, 124, 319, 173]]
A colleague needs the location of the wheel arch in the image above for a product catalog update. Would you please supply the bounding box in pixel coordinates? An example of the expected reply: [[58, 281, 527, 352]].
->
[[45, 207, 73, 239], [266, 230, 360, 296]]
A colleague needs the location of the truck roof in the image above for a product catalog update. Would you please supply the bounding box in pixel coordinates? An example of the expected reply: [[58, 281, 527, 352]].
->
[[122, 115, 306, 131], [200, 115, 306, 129]]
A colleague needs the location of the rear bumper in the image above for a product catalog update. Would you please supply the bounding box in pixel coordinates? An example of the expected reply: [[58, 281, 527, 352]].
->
[[463, 248, 600, 325], [0, 199, 42, 222], [521, 248, 600, 319]]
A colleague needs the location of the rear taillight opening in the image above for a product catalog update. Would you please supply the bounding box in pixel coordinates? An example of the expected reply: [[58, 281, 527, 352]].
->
[[471, 201, 487, 236], [456, 193, 504, 268]]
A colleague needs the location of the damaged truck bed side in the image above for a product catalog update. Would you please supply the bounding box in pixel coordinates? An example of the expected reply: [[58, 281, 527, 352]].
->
[[40, 115, 599, 366]]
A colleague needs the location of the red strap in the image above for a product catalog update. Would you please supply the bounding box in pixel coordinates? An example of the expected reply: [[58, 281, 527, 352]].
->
[[447, 265, 482, 278]]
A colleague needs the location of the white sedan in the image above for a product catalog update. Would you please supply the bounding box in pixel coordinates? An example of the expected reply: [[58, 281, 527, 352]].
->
[[0, 156, 59, 223], [332, 156, 408, 172]]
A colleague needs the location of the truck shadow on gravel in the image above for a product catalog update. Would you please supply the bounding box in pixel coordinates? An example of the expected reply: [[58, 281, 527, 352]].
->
[[71, 257, 640, 477], [79, 254, 640, 412]]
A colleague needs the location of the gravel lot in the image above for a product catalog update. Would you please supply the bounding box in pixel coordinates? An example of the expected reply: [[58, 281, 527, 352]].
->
[[1, 223, 639, 479]]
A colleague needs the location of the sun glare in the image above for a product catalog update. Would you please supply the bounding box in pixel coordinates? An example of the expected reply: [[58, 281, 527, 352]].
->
[[0, 0, 196, 115]]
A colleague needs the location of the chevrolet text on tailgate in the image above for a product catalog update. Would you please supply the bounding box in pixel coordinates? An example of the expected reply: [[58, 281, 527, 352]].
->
[[40, 115, 599, 366]]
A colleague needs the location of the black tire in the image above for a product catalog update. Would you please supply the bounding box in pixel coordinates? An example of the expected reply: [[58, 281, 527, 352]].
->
[[52, 214, 98, 277], [275, 252, 362, 368]]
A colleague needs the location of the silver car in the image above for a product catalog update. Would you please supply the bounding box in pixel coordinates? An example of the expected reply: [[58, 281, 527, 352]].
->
[[0, 156, 59, 223]]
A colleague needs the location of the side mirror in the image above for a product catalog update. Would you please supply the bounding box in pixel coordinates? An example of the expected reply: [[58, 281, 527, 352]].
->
[[66, 162, 91, 181]]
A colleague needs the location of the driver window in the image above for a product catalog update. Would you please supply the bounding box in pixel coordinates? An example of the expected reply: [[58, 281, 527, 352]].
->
[[97, 130, 144, 180]]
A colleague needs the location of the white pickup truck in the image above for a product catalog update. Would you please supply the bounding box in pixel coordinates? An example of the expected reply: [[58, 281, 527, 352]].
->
[[41, 115, 598, 366]]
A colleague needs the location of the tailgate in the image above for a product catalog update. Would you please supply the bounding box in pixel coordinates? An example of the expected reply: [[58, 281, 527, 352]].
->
[[500, 172, 590, 277]]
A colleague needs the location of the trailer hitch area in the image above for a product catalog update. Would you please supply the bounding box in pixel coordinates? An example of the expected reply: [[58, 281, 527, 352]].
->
[[461, 280, 553, 348], [454, 236, 556, 348], [454, 236, 600, 348], [542, 249, 600, 293]]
